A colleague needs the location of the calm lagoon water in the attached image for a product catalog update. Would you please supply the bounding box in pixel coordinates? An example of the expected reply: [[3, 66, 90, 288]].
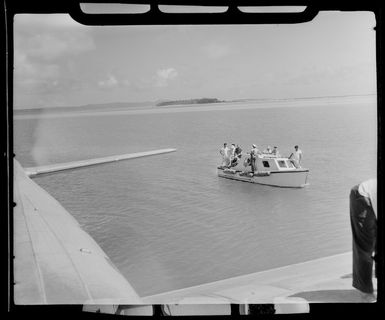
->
[[14, 97, 377, 296]]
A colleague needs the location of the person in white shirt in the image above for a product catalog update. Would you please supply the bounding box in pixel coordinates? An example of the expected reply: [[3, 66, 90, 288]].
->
[[349, 178, 377, 301], [219, 143, 230, 167], [289, 145, 303, 168], [271, 146, 280, 157], [229, 144, 236, 163], [263, 146, 272, 154]]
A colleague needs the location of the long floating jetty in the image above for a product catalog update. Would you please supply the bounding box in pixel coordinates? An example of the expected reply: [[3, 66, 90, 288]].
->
[[24, 148, 177, 177]]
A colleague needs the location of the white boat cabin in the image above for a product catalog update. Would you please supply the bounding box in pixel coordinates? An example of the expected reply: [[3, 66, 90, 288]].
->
[[256, 154, 297, 172]]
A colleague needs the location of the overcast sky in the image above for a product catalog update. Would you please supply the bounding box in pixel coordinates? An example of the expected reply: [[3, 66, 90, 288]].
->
[[13, 11, 376, 109]]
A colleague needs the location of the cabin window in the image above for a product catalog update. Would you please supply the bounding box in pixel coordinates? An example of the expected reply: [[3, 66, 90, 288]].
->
[[262, 161, 270, 168], [278, 160, 287, 168]]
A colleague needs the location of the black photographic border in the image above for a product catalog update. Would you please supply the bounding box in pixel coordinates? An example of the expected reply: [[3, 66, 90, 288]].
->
[[4, 0, 384, 318]]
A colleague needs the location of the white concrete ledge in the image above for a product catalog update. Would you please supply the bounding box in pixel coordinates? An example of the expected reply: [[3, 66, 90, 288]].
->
[[24, 148, 177, 177]]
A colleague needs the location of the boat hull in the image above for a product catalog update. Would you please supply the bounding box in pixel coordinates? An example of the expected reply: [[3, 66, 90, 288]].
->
[[217, 169, 309, 188]]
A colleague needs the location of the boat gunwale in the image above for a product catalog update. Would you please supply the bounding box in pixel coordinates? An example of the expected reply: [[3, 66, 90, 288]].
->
[[217, 172, 308, 188], [217, 168, 309, 174], [217, 167, 309, 188]]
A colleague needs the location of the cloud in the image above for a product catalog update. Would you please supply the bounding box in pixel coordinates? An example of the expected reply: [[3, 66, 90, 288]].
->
[[98, 75, 119, 88], [13, 14, 96, 107], [14, 14, 94, 62], [13, 50, 62, 94], [155, 68, 178, 87], [157, 68, 178, 80], [22, 32, 95, 61]]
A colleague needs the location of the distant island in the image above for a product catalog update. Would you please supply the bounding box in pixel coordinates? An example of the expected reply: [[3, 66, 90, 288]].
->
[[14, 94, 375, 114], [156, 98, 223, 107]]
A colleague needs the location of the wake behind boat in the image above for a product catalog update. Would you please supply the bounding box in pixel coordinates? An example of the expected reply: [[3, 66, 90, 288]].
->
[[217, 145, 309, 188]]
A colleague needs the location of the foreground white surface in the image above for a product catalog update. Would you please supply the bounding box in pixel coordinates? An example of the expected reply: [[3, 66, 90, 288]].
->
[[14, 159, 142, 304], [141, 252, 370, 305]]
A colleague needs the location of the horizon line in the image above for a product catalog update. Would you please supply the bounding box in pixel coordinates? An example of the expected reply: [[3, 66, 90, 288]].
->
[[14, 93, 377, 111]]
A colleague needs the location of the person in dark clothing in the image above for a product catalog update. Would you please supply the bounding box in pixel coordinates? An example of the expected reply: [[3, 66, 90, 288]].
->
[[235, 145, 242, 157], [230, 144, 243, 167], [250, 144, 257, 173], [349, 178, 377, 301]]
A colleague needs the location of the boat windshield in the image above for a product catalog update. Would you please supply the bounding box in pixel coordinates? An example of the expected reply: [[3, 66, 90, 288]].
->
[[287, 161, 295, 168]]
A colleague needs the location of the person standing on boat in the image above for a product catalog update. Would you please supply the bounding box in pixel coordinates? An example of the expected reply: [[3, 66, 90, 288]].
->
[[250, 144, 260, 173], [272, 146, 280, 157], [220, 143, 230, 167], [289, 145, 303, 168], [263, 146, 272, 154], [230, 144, 236, 162], [229, 144, 239, 167], [349, 178, 377, 302]]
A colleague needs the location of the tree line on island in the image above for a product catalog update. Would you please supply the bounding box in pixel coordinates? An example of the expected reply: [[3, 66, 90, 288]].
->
[[156, 98, 223, 106]]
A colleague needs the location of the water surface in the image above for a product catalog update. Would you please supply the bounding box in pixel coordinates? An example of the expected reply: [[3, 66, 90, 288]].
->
[[14, 97, 377, 296]]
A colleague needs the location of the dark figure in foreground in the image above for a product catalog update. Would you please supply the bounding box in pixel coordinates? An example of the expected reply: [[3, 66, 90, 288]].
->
[[349, 178, 377, 301]]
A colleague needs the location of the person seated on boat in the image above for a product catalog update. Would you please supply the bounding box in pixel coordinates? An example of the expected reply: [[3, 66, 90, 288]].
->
[[229, 144, 242, 167], [263, 145, 272, 154], [243, 156, 251, 168], [271, 146, 280, 157], [235, 144, 242, 158], [230, 156, 238, 167], [219, 143, 230, 167], [289, 145, 303, 168]]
